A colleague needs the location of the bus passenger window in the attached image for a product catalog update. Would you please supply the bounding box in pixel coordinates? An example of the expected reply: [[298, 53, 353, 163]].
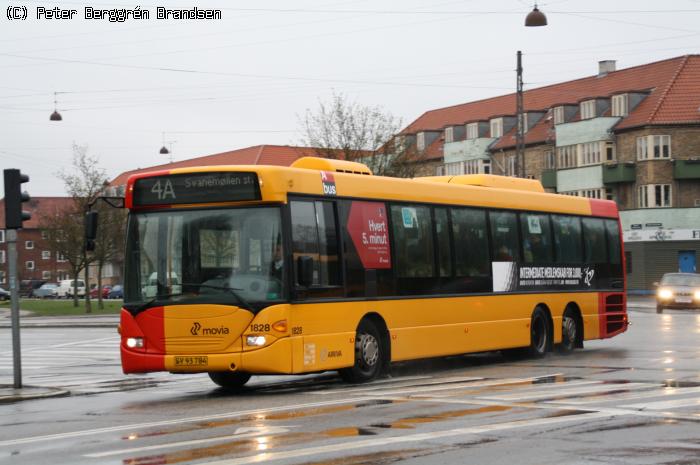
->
[[451, 208, 489, 277], [521, 213, 553, 263], [582, 218, 607, 264], [490, 211, 519, 262], [434, 208, 452, 277], [290, 200, 340, 286], [605, 220, 621, 265], [390, 205, 434, 278], [552, 215, 582, 263]]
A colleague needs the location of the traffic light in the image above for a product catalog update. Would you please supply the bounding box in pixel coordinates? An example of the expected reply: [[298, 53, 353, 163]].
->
[[3, 169, 31, 230]]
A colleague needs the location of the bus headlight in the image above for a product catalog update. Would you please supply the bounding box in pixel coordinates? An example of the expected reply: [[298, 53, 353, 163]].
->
[[246, 335, 266, 347], [657, 289, 673, 300], [126, 337, 144, 348]]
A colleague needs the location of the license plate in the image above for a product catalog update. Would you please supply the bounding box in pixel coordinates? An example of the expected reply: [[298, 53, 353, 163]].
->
[[174, 356, 208, 367], [675, 297, 692, 303]]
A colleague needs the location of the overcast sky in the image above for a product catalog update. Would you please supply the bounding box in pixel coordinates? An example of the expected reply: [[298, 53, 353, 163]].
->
[[1, 0, 699, 196]]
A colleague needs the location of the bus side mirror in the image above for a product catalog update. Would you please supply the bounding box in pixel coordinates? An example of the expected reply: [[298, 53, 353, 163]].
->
[[297, 256, 314, 288], [85, 211, 98, 251]]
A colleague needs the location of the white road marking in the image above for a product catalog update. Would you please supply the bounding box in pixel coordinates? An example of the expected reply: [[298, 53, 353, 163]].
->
[[626, 396, 700, 410], [549, 386, 700, 405], [481, 382, 654, 402], [370, 374, 564, 397], [0, 397, 377, 447], [203, 412, 611, 465], [84, 426, 292, 458]]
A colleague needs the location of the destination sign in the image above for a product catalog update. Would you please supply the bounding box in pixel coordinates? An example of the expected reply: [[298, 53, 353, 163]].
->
[[133, 172, 261, 206]]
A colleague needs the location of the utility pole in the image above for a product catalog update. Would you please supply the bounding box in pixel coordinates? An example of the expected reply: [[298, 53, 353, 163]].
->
[[516, 50, 525, 179]]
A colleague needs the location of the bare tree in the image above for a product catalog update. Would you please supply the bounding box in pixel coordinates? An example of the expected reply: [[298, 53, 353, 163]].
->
[[299, 92, 420, 177], [91, 205, 126, 309], [43, 144, 109, 312]]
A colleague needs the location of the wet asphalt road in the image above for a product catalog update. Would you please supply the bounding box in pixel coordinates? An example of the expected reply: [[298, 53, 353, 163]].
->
[[1, 305, 700, 465]]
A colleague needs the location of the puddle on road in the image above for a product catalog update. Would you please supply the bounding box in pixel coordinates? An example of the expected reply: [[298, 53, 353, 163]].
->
[[573, 419, 676, 434], [370, 405, 512, 430]]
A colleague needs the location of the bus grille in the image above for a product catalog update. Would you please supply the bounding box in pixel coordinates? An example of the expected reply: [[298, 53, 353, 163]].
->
[[162, 336, 228, 353], [602, 293, 628, 337]]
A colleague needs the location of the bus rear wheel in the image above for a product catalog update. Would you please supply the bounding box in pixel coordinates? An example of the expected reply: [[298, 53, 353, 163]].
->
[[208, 371, 251, 390], [558, 309, 580, 353], [339, 320, 383, 383], [529, 308, 551, 357]]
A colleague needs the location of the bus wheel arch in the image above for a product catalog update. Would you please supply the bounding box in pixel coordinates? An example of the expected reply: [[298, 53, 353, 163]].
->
[[529, 305, 553, 357], [339, 313, 389, 383], [559, 303, 584, 352], [208, 371, 252, 391]]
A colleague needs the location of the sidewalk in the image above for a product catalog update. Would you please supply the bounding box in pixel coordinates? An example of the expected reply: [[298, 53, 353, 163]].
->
[[0, 385, 69, 403], [0, 309, 119, 328]]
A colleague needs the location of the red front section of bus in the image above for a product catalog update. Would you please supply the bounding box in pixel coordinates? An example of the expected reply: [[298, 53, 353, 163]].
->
[[120, 308, 166, 373]]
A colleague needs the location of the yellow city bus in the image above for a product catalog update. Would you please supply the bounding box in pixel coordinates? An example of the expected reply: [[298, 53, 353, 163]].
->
[[119, 157, 628, 389]]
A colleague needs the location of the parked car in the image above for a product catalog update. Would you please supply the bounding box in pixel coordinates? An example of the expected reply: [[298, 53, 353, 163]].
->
[[107, 284, 123, 299], [19, 279, 47, 297], [655, 272, 700, 313], [32, 283, 59, 299], [90, 285, 112, 299], [56, 279, 86, 298], [0, 287, 9, 301]]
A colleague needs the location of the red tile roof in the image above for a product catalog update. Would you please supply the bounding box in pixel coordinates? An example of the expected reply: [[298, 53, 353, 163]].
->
[[402, 55, 700, 135], [110, 145, 332, 186], [0, 197, 73, 230], [491, 116, 555, 151]]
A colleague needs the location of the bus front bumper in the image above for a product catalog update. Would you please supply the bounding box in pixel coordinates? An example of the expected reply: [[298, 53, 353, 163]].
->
[[121, 337, 294, 375]]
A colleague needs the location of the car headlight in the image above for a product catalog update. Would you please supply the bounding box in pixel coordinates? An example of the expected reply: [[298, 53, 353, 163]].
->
[[658, 288, 673, 299], [694, 290, 700, 300]]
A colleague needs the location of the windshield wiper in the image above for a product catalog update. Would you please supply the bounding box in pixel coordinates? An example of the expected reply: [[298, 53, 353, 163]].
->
[[132, 292, 189, 313], [181, 283, 253, 312]]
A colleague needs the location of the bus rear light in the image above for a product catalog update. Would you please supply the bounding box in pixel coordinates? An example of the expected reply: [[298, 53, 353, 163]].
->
[[126, 337, 144, 349], [272, 320, 288, 333], [246, 335, 266, 347]]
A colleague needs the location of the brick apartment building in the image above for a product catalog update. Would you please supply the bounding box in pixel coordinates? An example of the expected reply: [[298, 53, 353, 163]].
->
[[394, 55, 700, 291], [0, 197, 74, 289]]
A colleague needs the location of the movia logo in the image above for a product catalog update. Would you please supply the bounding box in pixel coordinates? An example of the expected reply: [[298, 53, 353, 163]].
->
[[321, 171, 336, 196], [190, 321, 230, 336]]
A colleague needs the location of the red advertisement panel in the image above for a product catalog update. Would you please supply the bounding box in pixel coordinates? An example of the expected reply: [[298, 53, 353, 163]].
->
[[347, 201, 391, 269]]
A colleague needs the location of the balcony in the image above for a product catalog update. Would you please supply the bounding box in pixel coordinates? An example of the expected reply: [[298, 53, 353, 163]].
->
[[602, 162, 636, 184], [541, 170, 556, 189], [673, 158, 700, 180]]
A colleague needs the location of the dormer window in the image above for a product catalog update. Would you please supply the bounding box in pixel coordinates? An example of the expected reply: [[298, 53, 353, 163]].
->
[[553, 106, 565, 125], [490, 118, 503, 138], [611, 94, 628, 117], [466, 123, 478, 139], [444, 127, 454, 143], [416, 132, 426, 151], [580, 100, 596, 119]]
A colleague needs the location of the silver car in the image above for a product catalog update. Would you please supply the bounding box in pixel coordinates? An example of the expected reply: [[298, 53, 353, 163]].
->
[[32, 283, 59, 299], [655, 273, 700, 313]]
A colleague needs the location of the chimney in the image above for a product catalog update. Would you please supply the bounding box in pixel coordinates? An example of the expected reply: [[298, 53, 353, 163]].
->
[[598, 60, 616, 77]]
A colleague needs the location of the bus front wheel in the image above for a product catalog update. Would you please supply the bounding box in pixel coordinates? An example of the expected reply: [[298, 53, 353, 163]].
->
[[208, 371, 251, 390], [339, 320, 383, 383], [529, 308, 551, 357]]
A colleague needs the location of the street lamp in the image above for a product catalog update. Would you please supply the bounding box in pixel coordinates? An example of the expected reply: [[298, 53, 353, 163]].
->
[[49, 92, 62, 121], [525, 4, 548, 27]]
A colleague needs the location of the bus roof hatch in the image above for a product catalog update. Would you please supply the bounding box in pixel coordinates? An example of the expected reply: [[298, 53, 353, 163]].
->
[[291, 157, 373, 175], [421, 174, 544, 193]]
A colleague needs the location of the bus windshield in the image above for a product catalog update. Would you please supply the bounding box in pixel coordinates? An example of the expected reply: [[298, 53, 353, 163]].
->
[[124, 206, 285, 312]]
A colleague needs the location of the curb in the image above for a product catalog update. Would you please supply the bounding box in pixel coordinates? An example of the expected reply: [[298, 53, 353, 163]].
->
[[0, 385, 70, 404]]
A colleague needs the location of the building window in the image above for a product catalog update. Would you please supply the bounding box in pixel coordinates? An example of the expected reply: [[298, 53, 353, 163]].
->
[[444, 127, 453, 143], [26, 261, 35, 270], [544, 151, 556, 169], [0, 271, 5, 284], [490, 118, 503, 138], [605, 142, 616, 162], [581, 142, 601, 165], [445, 161, 465, 175], [611, 94, 628, 117], [482, 159, 491, 174], [42, 250, 51, 260], [553, 106, 565, 125], [416, 132, 426, 151], [637, 135, 671, 160], [465, 160, 479, 174], [0, 230, 4, 243], [57, 252, 67, 263], [505, 155, 516, 176], [25, 240, 34, 250], [580, 100, 596, 119], [42, 271, 51, 280], [466, 122, 479, 139], [41, 230, 49, 240], [557, 145, 577, 168], [0, 250, 5, 264], [638, 184, 671, 208]]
